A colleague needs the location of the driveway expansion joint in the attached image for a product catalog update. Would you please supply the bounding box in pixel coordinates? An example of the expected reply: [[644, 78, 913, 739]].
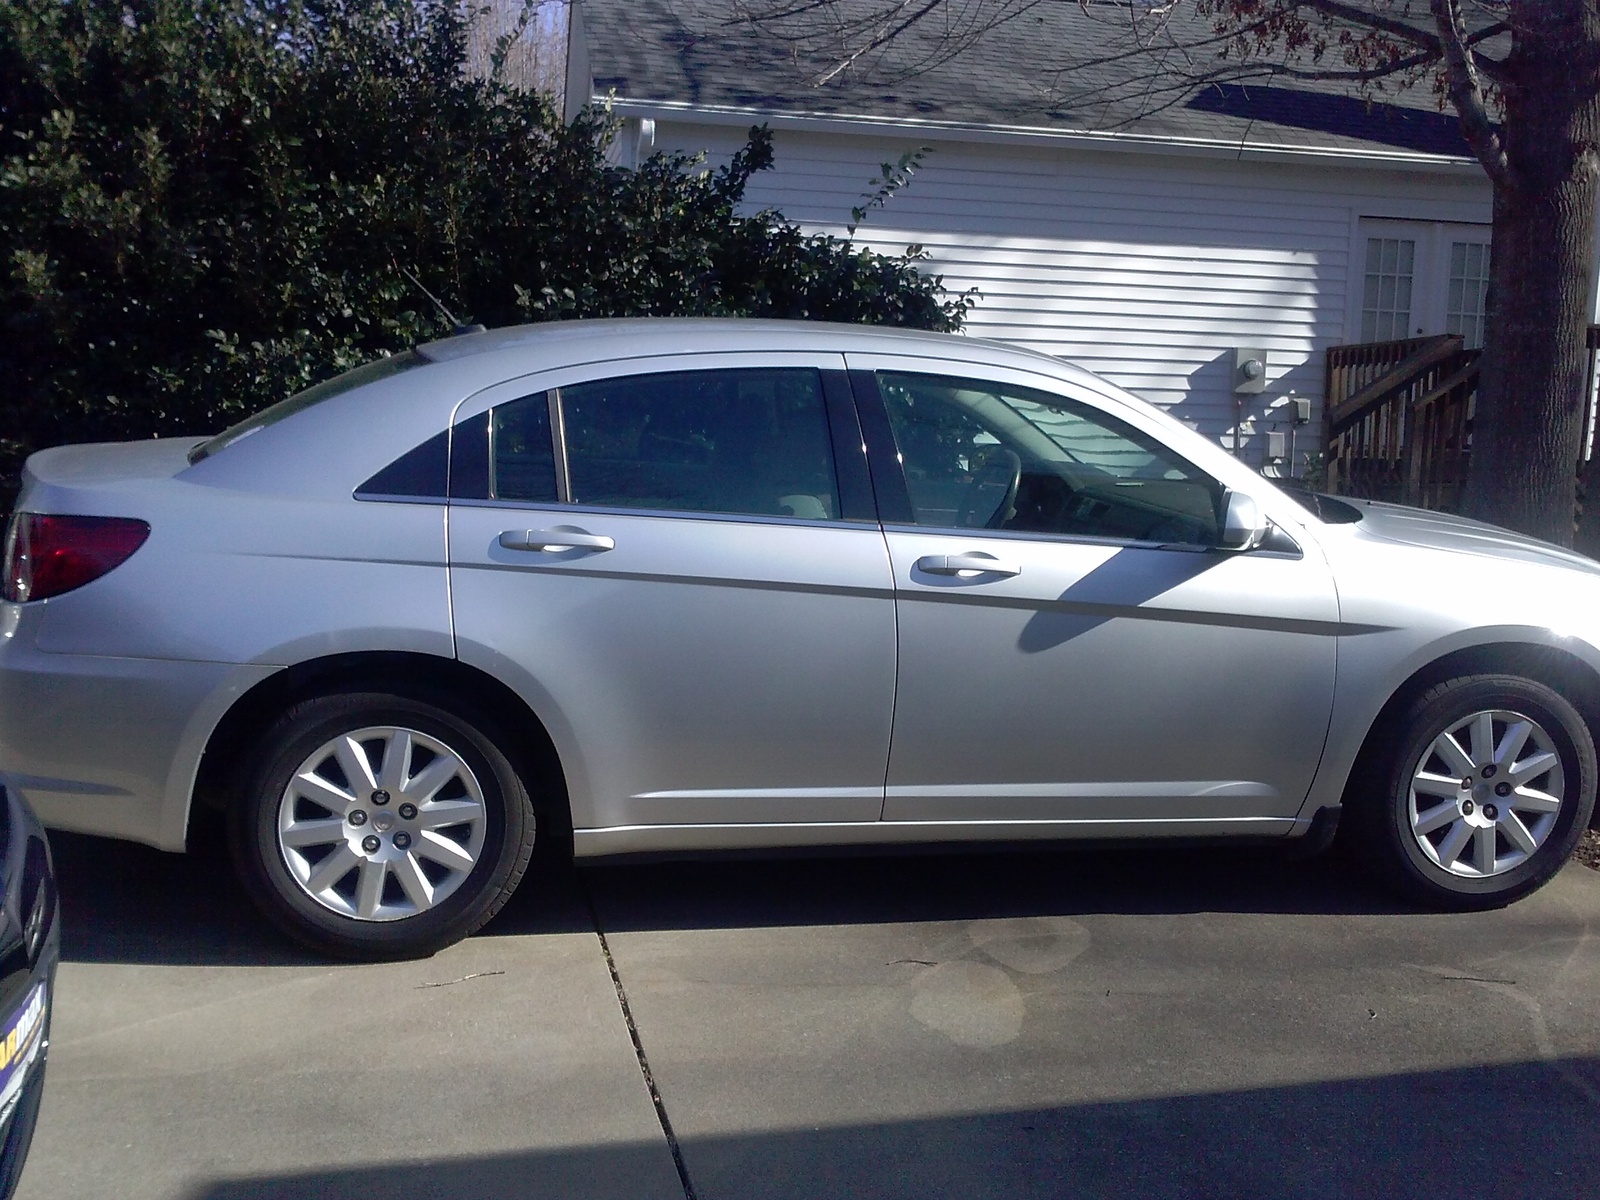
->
[[584, 879, 699, 1200]]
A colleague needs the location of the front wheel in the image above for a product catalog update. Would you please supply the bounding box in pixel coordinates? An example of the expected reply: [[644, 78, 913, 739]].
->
[[230, 692, 536, 960], [1351, 675, 1596, 910]]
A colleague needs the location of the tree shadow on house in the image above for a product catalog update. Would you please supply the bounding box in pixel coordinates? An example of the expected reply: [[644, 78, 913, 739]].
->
[[1186, 83, 1477, 157]]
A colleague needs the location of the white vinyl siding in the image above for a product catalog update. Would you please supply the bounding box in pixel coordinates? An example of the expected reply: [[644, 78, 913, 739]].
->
[[652, 120, 1492, 464]]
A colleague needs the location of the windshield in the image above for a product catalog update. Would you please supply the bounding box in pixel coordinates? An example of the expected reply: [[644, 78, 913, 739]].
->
[[187, 351, 425, 464]]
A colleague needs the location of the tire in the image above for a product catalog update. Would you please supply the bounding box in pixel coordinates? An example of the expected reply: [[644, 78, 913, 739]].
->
[[1348, 674, 1596, 910], [229, 692, 536, 960]]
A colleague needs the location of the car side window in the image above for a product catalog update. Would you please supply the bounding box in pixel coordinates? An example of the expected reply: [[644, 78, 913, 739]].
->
[[489, 394, 558, 503], [878, 372, 1222, 546], [558, 368, 842, 520]]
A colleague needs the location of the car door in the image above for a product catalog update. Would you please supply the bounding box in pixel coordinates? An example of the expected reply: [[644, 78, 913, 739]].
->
[[845, 356, 1340, 831], [447, 353, 897, 836]]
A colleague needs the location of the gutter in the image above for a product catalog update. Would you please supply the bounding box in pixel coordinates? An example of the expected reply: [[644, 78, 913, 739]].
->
[[600, 96, 1483, 176]]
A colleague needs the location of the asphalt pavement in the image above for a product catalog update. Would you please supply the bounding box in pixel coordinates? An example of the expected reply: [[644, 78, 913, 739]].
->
[[14, 829, 1600, 1199]]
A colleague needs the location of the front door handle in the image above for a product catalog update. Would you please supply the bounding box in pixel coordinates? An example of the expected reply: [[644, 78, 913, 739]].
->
[[914, 552, 1021, 578], [499, 528, 615, 553]]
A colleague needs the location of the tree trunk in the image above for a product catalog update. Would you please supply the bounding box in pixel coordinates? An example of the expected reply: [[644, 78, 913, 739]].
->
[[1463, 1, 1600, 548]]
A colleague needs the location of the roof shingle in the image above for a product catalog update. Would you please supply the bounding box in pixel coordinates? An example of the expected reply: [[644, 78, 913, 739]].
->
[[582, 0, 1477, 159]]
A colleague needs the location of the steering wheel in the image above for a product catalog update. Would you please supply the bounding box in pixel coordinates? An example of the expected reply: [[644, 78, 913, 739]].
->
[[955, 446, 1023, 529]]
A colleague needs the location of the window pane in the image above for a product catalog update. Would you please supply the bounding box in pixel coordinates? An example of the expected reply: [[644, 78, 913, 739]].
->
[[1446, 239, 1490, 350], [1361, 236, 1416, 343], [489, 394, 558, 503], [878, 372, 1222, 546], [360, 429, 449, 499], [561, 369, 840, 519]]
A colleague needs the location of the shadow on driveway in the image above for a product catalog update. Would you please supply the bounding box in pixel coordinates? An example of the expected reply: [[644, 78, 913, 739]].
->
[[553, 839, 1411, 940], [180, 1057, 1600, 1200], [52, 814, 1411, 967]]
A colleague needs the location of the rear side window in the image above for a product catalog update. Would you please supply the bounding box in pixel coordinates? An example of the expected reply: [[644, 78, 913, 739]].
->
[[366, 366, 845, 520], [469, 368, 842, 520], [358, 430, 448, 499], [357, 395, 557, 503], [559, 368, 840, 519], [489, 395, 558, 503]]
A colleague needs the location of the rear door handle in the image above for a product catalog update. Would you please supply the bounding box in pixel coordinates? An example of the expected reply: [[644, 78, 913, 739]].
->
[[499, 528, 615, 553], [914, 553, 1021, 578]]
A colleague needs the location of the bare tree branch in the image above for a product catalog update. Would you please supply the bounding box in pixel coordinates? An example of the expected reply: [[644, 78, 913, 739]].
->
[[1299, 0, 1442, 51], [1431, 0, 1509, 182], [717, 0, 1510, 137], [815, 0, 949, 84], [1464, 21, 1511, 87], [1243, 48, 1436, 81]]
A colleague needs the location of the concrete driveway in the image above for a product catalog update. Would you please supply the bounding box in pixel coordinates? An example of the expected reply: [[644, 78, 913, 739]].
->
[[15, 830, 1600, 1199]]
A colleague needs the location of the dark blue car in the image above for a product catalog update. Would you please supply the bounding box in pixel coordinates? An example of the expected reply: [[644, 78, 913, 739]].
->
[[0, 781, 57, 1199]]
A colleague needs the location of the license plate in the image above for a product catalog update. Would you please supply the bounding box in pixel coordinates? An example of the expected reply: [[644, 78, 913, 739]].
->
[[0, 981, 47, 1127]]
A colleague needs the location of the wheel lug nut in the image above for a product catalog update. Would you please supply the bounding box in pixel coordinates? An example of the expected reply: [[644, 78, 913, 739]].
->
[[371, 789, 391, 806], [1484, 804, 1499, 820], [1462, 778, 1475, 790], [1495, 782, 1511, 797], [398, 803, 417, 820], [361, 835, 381, 854], [1482, 765, 1497, 779], [1462, 799, 1475, 815], [349, 809, 368, 827], [393, 831, 412, 850]]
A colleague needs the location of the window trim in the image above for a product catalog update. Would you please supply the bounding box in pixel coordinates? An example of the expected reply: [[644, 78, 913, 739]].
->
[[548, 389, 573, 503], [820, 370, 878, 522], [848, 368, 915, 525]]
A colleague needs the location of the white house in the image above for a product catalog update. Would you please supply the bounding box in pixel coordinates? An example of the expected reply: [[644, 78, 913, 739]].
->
[[563, 0, 1563, 472]]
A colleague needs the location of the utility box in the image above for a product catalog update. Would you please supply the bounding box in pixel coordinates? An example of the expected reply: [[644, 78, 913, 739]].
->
[[1233, 347, 1268, 394]]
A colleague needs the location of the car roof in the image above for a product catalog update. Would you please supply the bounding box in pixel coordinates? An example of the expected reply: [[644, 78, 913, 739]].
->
[[413, 318, 1107, 388], [416, 317, 967, 362]]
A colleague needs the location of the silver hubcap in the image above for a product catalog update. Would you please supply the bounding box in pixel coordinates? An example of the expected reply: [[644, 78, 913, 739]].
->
[[277, 726, 487, 921], [1407, 708, 1565, 878]]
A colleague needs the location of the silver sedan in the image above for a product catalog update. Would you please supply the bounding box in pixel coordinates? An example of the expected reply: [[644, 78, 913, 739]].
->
[[2, 319, 1596, 959]]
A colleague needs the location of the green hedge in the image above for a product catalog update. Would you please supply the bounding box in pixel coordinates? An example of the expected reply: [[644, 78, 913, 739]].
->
[[0, 0, 969, 505]]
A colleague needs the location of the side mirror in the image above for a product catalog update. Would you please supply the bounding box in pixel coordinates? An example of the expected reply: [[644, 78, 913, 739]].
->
[[1218, 490, 1269, 551]]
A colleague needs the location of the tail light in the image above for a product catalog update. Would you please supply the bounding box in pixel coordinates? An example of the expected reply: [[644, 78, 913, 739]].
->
[[2, 513, 150, 602]]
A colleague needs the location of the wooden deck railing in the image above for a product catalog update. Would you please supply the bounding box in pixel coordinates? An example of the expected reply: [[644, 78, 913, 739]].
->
[[1326, 327, 1600, 515], [1324, 334, 1480, 510]]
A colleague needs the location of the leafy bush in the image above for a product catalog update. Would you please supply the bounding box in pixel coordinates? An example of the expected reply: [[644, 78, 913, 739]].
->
[[0, 0, 969, 502]]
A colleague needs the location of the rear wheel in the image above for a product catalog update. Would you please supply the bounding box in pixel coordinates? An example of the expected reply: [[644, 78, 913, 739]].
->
[[230, 692, 536, 960], [1350, 675, 1596, 909]]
